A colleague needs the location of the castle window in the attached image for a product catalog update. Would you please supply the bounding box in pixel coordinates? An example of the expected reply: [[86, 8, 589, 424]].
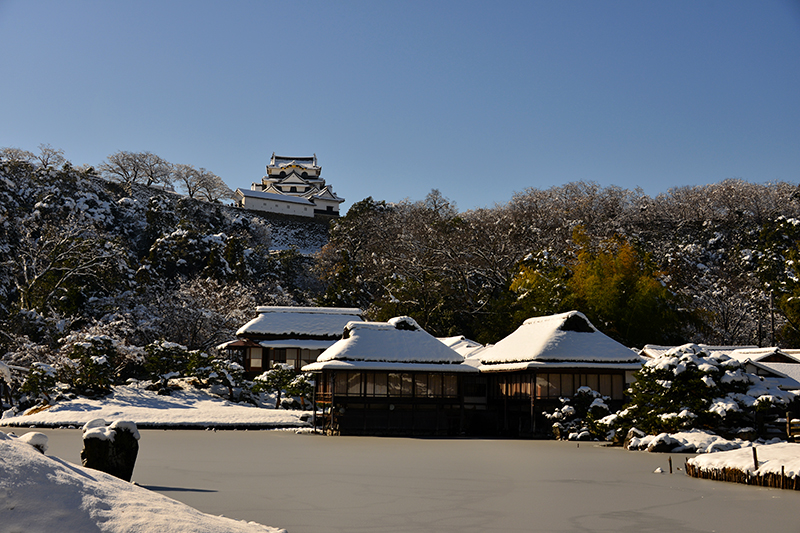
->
[[290, 186, 297, 193]]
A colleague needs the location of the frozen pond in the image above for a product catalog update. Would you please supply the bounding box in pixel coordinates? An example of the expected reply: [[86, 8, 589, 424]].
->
[[8, 428, 800, 533]]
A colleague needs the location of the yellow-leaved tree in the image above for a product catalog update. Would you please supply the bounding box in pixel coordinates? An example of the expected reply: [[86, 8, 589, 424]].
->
[[566, 227, 686, 348]]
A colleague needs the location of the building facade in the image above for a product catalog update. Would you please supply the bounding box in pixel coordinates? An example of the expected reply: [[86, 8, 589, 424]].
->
[[302, 317, 480, 436]]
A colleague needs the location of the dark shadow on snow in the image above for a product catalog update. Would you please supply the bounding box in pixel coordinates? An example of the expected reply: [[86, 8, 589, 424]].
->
[[142, 485, 218, 493]]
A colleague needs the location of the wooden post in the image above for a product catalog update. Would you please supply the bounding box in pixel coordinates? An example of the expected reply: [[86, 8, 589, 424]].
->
[[530, 375, 535, 437], [668, 456, 673, 474], [752, 446, 759, 472], [311, 375, 317, 434]]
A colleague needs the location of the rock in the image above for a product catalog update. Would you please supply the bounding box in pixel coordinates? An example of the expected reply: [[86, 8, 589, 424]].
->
[[17, 432, 48, 453], [624, 427, 646, 450], [280, 398, 301, 410], [646, 433, 679, 453], [80, 419, 140, 482]]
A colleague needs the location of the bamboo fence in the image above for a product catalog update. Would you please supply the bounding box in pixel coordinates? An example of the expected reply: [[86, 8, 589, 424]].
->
[[685, 461, 800, 490]]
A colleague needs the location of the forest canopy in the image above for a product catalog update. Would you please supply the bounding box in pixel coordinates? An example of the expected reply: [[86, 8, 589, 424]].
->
[[2, 145, 800, 377], [318, 182, 800, 348]]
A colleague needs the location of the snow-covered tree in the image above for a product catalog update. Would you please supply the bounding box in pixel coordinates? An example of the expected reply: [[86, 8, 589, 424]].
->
[[547, 386, 611, 441], [253, 363, 295, 408], [6, 212, 126, 315], [601, 344, 799, 442], [287, 372, 315, 409]]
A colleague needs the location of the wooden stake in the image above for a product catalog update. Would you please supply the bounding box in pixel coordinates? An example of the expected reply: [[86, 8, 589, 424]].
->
[[669, 456, 673, 474], [752, 447, 759, 472]]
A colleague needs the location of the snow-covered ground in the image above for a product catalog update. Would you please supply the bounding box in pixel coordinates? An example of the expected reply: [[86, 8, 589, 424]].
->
[[0, 381, 311, 429], [3, 380, 800, 532], [0, 431, 284, 532]]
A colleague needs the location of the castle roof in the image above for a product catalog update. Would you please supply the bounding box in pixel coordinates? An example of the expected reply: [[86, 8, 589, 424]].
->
[[235, 188, 314, 206], [307, 186, 345, 203], [269, 153, 319, 170]]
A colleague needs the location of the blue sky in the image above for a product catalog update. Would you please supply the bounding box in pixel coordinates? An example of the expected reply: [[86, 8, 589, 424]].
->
[[1, 1, 798, 213]]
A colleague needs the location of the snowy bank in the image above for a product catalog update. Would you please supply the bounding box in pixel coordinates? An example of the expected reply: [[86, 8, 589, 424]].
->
[[686, 442, 800, 490], [1, 381, 312, 429], [0, 431, 285, 532]]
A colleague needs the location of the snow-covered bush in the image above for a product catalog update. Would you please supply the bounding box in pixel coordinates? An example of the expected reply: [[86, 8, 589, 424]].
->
[[144, 341, 196, 380], [204, 358, 248, 401], [19, 362, 57, 404], [602, 344, 800, 443], [60, 335, 118, 396], [547, 386, 611, 440]]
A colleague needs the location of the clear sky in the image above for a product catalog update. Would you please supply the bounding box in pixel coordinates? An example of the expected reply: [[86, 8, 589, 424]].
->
[[1, 0, 798, 213]]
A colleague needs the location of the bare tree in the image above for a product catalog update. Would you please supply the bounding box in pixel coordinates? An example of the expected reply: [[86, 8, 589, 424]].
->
[[173, 164, 203, 198], [34, 144, 66, 169], [99, 151, 143, 187], [196, 169, 234, 203], [152, 278, 257, 350], [99, 150, 173, 189], [138, 151, 173, 188], [0, 147, 35, 163]]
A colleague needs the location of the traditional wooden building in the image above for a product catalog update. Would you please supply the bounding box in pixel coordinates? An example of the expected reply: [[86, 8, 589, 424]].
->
[[223, 306, 362, 378], [234, 154, 344, 218], [302, 316, 480, 436], [472, 311, 643, 436]]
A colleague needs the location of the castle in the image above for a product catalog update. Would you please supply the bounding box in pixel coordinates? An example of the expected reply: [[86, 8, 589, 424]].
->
[[233, 154, 344, 218]]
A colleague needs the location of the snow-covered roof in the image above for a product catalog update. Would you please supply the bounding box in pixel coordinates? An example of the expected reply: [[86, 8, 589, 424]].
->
[[640, 344, 760, 359], [752, 362, 800, 389], [236, 307, 363, 339], [217, 338, 263, 350], [308, 186, 344, 203], [302, 317, 478, 372], [236, 188, 314, 205], [728, 347, 800, 364], [476, 311, 642, 372], [438, 336, 486, 358]]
